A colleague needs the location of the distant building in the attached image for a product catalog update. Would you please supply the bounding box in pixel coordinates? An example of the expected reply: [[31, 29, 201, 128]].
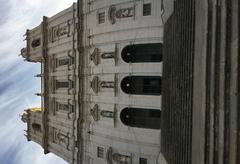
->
[[20, 0, 162, 164]]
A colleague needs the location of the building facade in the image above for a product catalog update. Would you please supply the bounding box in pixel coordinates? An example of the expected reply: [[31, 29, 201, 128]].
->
[[161, 0, 239, 164], [20, 0, 162, 164]]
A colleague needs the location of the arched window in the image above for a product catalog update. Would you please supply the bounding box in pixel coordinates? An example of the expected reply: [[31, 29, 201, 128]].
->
[[120, 107, 161, 129], [121, 43, 162, 63], [121, 76, 161, 95], [32, 123, 41, 131], [31, 38, 41, 48]]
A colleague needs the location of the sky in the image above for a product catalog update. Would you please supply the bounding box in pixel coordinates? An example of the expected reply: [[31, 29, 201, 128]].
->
[[0, 0, 76, 164]]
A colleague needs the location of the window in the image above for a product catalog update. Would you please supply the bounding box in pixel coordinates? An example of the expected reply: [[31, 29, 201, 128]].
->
[[139, 158, 147, 164], [101, 111, 114, 118], [56, 81, 69, 89], [32, 123, 41, 132], [57, 103, 74, 112], [98, 12, 105, 24], [58, 103, 70, 112], [58, 58, 70, 66], [121, 76, 161, 95], [97, 147, 104, 158], [31, 38, 41, 48], [121, 43, 162, 63], [143, 3, 151, 16], [120, 108, 161, 129]]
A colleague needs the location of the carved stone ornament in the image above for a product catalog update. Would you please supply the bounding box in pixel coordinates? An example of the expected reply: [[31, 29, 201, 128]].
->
[[90, 76, 100, 93], [113, 153, 131, 164], [57, 133, 67, 143], [91, 76, 115, 93], [101, 110, 114, 118], [101, 52, 115, 59], [21, 112, 28, 123], [50, 25, 69, 42], [108, 5, 135, 24], [108, 5, 117, 24], [107, 147, 131, 164], [115, 7, 134, 18], [90, 104, 100, 121], [55, 131, 69, 148], [56, 26, 68, 37], [90, 48, 100, 65], [100, 81, 115, 88], [107, 147, 114, 164]]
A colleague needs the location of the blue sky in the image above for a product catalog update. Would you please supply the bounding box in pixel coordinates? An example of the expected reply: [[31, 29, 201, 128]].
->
[[0, 0, 76, 163]]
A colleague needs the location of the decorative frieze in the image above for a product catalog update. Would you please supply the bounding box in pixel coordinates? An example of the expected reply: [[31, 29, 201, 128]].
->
[[49, 23, 70, 42], [53, 130, 69, 148], [107, 147, 132, 164], [108, 5, 135, 24]]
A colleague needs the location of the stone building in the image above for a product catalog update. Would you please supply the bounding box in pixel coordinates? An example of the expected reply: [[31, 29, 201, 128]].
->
[[20, 0, 162, 164], [161, 0, 239, 164]]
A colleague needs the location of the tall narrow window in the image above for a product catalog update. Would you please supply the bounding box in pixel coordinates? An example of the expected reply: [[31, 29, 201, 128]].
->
[[120, 108, 161, 129], [58, 58, 70, 66], [143, 3, 151, 16], [121, 43, 162, 63], [56, 81, 69, 89], [58, 103, 70, 112], [121, 76, 161, 95], [139, 158, 148, 164], [97, 147, 104, 158], [57, 103, 74, 112], [98, 12, 105, 24]]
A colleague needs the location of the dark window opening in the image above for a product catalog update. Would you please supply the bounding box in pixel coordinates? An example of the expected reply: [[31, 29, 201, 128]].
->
[[139, 158, 148, 164], [58, 104, 70, 112], [58, 58, 70, 66], [98, 12, 105, 24], [31, 38, 41, 48], [56, 81, 69, 89], [121, 43, 162, 63], [120, 108, 161, 129], [97, 147, 104, 158], [143, 3, 151, 16], [32, 123, 41, 131], [121, 76, 161, 95]]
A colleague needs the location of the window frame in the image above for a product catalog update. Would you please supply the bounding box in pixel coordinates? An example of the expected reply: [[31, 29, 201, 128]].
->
[[121, 76, 161, 96], [31, 38, 41, 48], [121, 43, 162, 63], [143, 3, 152, 16], [120, 107, 161, 129], [56, 81, 69, 89], [98, 12, 105, 24], [58, 58, 70, 66], [97, 146, 104, 158], [139, 158, 148, 164]]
